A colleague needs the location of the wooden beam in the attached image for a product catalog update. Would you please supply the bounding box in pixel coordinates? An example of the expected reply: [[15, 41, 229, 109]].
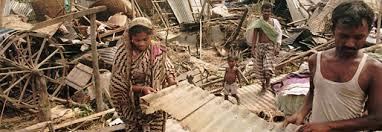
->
[[223, 8, 249, 47], [31, 6, 107, 30], [377, 3, 382, 43], [90, 14, 104, 112], [287, 18, 308, 26], [0, 0, 5, 27], [35, 75, 54, 131], [98, 27, 125, 38]]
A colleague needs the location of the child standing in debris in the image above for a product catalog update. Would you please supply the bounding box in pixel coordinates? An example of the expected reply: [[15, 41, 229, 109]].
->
[[223, 56, 241, 105]]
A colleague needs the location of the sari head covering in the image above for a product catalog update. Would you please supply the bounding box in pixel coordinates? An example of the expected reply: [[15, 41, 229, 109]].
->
[[128, 17, 153, 30]]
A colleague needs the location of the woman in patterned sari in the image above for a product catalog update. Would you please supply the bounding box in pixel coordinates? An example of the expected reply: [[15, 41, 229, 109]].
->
[[110, 17, 177, 132]]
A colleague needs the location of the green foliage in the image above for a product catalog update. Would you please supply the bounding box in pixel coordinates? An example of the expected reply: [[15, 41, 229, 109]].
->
[[72, 105, 94, 118]]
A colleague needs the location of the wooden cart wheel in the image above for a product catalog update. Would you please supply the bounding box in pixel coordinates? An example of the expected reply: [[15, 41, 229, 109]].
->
[[0, 31, 67, 110]]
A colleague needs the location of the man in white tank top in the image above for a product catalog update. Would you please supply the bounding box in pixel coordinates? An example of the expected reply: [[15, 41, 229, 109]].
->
[[284, 1, 382, 131]]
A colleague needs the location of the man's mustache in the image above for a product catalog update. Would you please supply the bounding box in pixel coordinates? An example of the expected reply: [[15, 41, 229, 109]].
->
[[342, 46, 357, 51]]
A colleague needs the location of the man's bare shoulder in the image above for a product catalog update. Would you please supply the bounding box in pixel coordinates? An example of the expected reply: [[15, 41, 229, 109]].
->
[[365, 56, 382, 77], [308, 52, 318, 67]]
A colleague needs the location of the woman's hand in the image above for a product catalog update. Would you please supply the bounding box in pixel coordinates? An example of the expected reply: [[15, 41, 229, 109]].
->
[[284, 112, 306, 127], [141, 86, 157, 95]]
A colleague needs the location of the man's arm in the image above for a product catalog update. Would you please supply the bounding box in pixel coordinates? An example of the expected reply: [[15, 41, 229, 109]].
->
[[223, 68, 227, 87], [164, 55, 177, 86], [285, 54, 316, 126], [321, 59, 382, 131], [298, 54, 316, 118], [236, 68, 242, 87], [274, 18, 282, 45]]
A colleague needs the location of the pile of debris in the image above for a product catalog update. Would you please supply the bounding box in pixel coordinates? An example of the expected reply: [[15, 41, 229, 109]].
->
[[1, 0, 382, 131]]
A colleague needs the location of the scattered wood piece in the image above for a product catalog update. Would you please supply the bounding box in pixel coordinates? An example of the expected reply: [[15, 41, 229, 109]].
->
[[200, 78, 223, 87], [88, 124, 126, 132], [0, 93, 37, 113], [238, 69, 250, 85], [17, 109, 114, 132], [287, 18, 308, 26], [276, 39, 334, 69], [31, 6, 107, 30], [361, 44, 382, 52], [16, 121, 52, 132], [50, 97, 91, 111], [99, 27, 125, 38], [223, 8, 249, 47], [47, 109, 115, 131], [228, 20, 246, 31]]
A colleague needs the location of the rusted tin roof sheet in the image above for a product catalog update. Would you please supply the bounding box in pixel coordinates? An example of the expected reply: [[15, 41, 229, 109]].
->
[[141, 81, 299, 132], [167, 0, 195, 24]]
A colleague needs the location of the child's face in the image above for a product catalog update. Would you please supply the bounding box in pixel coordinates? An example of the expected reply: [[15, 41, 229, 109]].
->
[[228, 60, 236, 67]]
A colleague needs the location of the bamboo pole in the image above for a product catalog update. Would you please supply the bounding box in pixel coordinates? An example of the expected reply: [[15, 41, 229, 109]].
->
[[377, 1, 382, 43], [152, 1, 168, 29], [199, 18, 203, 58], [0, 0, 4, 27], [90, 14, 104, 112], [223, 8, 249, 47], [131, 0, 135, 18]]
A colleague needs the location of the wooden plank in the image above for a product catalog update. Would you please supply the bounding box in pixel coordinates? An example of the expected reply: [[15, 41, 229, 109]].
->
[[65, 63, 93, 90], [98, 27, 125, 38], [31, 6, 107, 30]]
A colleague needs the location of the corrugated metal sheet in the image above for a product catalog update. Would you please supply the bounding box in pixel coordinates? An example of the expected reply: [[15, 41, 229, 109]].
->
[[166, 119, 190, 132], [238, 83, 282, 116], [98, 46, 118, 65], [5, 0, 34, 16], [141, 81, 299, 132], [167, 0, 195, 24], [286, 0, 309, 24]]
